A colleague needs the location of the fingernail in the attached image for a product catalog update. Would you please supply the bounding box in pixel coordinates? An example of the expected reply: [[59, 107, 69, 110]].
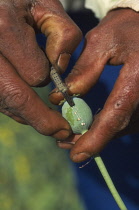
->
[[57, 53, 71, 73], [53, 127, 72, 140], [48, 89, 59, 96], [57, 140, 75, 145], [72, 152, 91, 162]]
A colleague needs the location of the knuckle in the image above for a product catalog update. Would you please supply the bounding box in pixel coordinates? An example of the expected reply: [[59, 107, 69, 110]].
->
[[38, 126, 54, 136], [64, 25, 82, 43], [0, 6, 13, 33], [40, 12, 83, 42], [106, 100, 131, 132], [27, 73, 47, 87], [0, 17, 10, 34], [3, 87, 29, 111], [65, 25, 82, 40], [35, 120, 57, 136], [50, 26, 82, 49], [85, 27, 106, 49], [85, 29, 98, 44], [23, 60, 49, 87], [85, 30, 102, 54], [110, 112, 130, 132]]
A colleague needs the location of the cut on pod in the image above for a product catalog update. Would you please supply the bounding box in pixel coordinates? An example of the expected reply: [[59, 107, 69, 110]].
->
[[62, 97, 128, 210], [62, 97, 93, 134]]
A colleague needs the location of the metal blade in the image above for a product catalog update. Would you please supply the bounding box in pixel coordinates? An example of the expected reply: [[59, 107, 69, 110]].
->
[[50, 66, 75, 107]]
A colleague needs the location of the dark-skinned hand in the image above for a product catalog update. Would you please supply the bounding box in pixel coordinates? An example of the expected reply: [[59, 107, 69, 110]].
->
[[0, 0, 82, 139], [50, 8, 139, 162]]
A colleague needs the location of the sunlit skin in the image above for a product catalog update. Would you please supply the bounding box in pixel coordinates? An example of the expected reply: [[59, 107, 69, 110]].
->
[[1, 0, 139, 164], [0, 0, 82, 139], [50, 8, 139, 162]]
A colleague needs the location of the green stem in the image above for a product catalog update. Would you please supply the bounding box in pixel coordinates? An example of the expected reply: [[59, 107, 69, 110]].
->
[[94, 155, 127, 210], [81, 130, 127, 210]]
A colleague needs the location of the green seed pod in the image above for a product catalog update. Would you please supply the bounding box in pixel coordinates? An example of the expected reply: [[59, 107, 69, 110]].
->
[[62, 98, 128, 210], [62, 97, 93, 134]]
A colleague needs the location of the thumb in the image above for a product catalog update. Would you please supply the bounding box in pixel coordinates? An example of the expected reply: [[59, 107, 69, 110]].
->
[[32, 0, 82, 73], [49, 28, 110, 105], [70, 62, 138, 162]]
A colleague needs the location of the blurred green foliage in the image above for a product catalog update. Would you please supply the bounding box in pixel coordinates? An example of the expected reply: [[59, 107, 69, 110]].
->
[[0, 86, 84, 210]]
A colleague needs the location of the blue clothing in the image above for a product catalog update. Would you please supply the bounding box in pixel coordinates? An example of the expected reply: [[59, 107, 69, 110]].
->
[[69, 41, 139, 210], [63, 10, 139, 209], [37, 9, 139, 208]]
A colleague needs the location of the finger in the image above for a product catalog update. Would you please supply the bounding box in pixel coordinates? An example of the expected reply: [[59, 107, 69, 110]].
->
[[56, 141, 74, 150], [0, 4, 49, 87], [70, 61, 139, 162], [0, 55, 71, 139], [0, 108, 28, 125], [56, 134, 80, 149], [49, 28, 111, 104], [49, 90, 66, 105], [32, 0, 82, 73]]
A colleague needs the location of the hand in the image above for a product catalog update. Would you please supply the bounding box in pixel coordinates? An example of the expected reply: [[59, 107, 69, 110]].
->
[[50, 8, 139, 161], [0, 0, 82, 139]]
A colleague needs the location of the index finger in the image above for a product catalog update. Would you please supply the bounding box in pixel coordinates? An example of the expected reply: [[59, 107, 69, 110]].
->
[[49, 28, 111, 105], [32, 0, 82, 73], [70, 60, 139, 162], [0, 55, 71, 140]]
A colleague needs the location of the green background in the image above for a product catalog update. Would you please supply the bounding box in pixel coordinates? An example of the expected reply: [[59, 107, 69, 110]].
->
[[0, 86, 84, 210]]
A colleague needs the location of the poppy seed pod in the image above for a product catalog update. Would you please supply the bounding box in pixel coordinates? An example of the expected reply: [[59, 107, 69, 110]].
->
[[62, 97, 93, 134], [62, 98, 127, 210]]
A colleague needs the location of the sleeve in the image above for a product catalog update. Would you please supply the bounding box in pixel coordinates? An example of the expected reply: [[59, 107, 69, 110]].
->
[[85, 0, 139, 20], [111, 0, 139, 12]]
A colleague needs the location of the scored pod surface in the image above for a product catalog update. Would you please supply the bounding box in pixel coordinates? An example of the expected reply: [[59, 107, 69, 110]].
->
[[62, 97, 93, 134], [62, 98, 128, 210]]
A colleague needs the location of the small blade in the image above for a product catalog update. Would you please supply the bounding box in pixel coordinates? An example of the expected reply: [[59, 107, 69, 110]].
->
[[50, 66, 75, 107]]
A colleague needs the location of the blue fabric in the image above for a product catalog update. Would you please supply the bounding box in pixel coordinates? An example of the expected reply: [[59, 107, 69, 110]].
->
[[36, 33, 139, 210], [69, 41, 139, 210]]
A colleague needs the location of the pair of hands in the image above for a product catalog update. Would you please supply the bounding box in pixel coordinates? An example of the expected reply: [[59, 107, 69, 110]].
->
[[1, 0, 139, 162]]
